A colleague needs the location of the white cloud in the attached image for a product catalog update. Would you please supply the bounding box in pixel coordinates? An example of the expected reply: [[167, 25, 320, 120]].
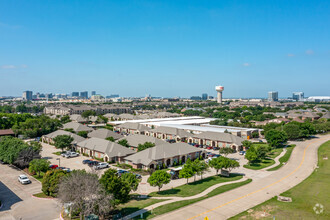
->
[[306, 49, 314, 55], [287, 53, 295, 57], [1, 65, 17, 69], [243, 63, 250, 66]]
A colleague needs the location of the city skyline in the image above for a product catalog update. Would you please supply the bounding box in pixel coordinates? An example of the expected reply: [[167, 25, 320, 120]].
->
[[1, 1, 330, 97]]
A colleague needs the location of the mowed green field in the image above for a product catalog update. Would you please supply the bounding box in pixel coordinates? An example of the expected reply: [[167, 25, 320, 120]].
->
[[231, 140, 330, 220]]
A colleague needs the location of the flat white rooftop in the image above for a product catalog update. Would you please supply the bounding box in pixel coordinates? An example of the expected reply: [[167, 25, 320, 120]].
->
[[142, 118, 216, 126], [109, 116, 205, 125], [153, 124, 242, 133]]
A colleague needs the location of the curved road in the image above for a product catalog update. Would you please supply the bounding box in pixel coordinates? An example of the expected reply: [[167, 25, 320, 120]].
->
[[154, 135, 330, 220]]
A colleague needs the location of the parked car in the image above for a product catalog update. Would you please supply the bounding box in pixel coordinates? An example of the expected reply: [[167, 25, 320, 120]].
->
[[239, 151, 246, 155], [134, 174, 142, 179], [56, 166, 66, 170], [18, 175, 31, 184], [63, 151, 79, 158], [63, 168, 71, 172], [82, 159, 92, 164], [206, 146, 213, 150], [117, 169, 129, 177], [49, 164, 58, 169], [95, 162, 109, 170], [213, 154, 221, 158], [259, 140, 263, 143], [87, 161, 99, 167], [213, 147, 219, 150]]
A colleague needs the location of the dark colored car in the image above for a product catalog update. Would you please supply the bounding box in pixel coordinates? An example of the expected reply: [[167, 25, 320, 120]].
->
[[56, 166, 66, 170], [49, 164, 58, 169], [82, 159, 92, 164], [87, 161, 99, 167], [117, 170, 129, 177]]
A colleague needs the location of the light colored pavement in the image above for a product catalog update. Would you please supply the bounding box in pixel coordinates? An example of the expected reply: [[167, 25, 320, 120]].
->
[[123, 177, 249, 220], [152, 135, 330, 220], [0, 164, 60, 220]]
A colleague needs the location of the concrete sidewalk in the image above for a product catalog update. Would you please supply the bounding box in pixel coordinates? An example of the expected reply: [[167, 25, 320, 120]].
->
[[153, 135, 330, 220]]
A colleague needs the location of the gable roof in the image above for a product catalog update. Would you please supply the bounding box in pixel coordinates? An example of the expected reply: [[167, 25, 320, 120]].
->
[[117, 122, 151, 131], [192, 131, 244, 145], [43, 130, 85, 144], [77, 137, 135, 158], [69, 114, 87, 123], [62, 122, 94, 132], [149, 126, 192, 138], [0, 129, 15, 136], [124, 142, 202, 166], [88, 129, 123, 140], [118, 134, 166, 148], [321, 112, 330, 119]]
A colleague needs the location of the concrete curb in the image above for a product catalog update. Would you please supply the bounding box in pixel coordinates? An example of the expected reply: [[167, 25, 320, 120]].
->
[[31, 194, 55, 200]]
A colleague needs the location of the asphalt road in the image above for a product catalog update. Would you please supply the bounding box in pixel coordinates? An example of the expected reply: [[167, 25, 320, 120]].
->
[[154, 134, 330, 220], [0, 164, 60, 220]]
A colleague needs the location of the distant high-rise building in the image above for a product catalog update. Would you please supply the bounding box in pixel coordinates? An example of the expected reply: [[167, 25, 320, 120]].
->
[[72, 92, 79, 97], [108, 94, 119, 98], [80, 91, 88, 99], [190, 96, 202, 100], [268, 91, 278, 102], [202, 93, 208, 100], [22, 91, 33, 100], [91, 91, 96, 96], [292, 92, 304, 101]]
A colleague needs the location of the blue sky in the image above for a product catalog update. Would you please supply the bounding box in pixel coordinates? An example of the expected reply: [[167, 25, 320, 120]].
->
[[1, 0, 329, 98]]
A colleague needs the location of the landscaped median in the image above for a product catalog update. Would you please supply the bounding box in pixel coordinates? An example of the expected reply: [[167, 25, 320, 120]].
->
[[267, 144, 296, 171], [230, 141, 330, 220], [132, 178, 252, 219]]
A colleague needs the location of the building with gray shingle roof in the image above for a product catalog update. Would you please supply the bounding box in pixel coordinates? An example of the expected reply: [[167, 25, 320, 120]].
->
[[88, 128, 123, 140], [62, 122, 94, 133], [42, 130, 85, 145], [69, 114, 87, 123], [76, 137, 135, 162], [146, 126, 192, 142], [124, 142, 205, 169], [114, 122, 151, 135], [118, 134, 166, 150], [188, 131, 244, 151]]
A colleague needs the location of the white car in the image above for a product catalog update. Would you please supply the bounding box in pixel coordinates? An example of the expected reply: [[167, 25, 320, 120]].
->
[[63, 151, 79, 158], [95, 162, 109, 170], [18, 175, 31, 184]]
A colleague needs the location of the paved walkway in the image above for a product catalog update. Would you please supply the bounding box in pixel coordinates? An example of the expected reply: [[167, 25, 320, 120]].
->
[[123, 177, 249, 220], [261, 147, 287, 170], [152, 135, 330, 220]]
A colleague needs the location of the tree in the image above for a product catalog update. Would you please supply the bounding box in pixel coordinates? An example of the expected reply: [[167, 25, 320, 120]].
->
[[29, 159, 50, 177], [147, 170, 171, 192], [98, 115, 108, 123], [99, 169, 131, 204], [15, 146, 41, 168], [219, 147, 235, 156], [60, 115, 71, 124], [81, 110, 96, 119], [118, 139, 129, 147], [283, 124, 300, 140], [53, 135, 74, 152], [58, 170, 113, 220], [255, 145, 269, 159], [222, 157, 240, 172], [137, 142, 155, 151], [245, 146, 258, 164], [121, 172, 141, 191], [179, 159, 195, 184], [265, 129, 288, 148], [194, 159, 209, 179], [251, 132, 259, 138], [77, 131, 88, 138], [0, 136, 32, 165], [42, 169, 67, 197], [64, 128, 75, 133], [242, 140, 252, 149], [209, 157, 225, 174], [106, 136, 115, 142]]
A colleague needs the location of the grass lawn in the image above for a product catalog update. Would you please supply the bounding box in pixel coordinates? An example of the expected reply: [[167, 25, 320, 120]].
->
[[33, 172, 45, 182], [134, 179, 252, 219], [268, 147, 283, 159], [33, 192, 53, 198], [243, 158, 275, 170], [118, 198, 168, 216], [149, 173, 243, 197], [230, 141, 330, 220], [267, 145, 296, 171], [52, 151, 63, 156]]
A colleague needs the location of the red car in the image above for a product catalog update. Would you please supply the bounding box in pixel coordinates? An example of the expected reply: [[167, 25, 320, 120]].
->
[[207, 146, 213, 150], [49, 164, 58, 169]]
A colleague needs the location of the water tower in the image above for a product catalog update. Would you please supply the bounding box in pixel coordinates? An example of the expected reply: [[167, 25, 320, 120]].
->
[[215, 86, 224, 104]]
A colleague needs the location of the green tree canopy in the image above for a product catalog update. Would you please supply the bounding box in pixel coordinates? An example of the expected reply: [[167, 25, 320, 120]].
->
[[77, 131, 88, 138], [147, 170, 171, 192], [118, 139, 129, 147], [99, 169, 131, 204], [219, 147, 235, 156], [106, 136, 115, 142], [265, 129, 288, 148], [245, 146, 258, 163], [179, 159, 195, 184], [53, 135, 74, 152], [29, 159, 50, 177], [137, 142, 155, 152], [42, 169, 68, 197], [121, 172, 141, 192], [81, 110, 96, 119]]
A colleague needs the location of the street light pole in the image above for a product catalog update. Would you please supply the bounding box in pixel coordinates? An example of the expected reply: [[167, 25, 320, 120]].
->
[[56, 158, 60, 167]]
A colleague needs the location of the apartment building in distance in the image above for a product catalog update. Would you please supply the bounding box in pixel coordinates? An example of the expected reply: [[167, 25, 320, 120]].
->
[[43, 104, 131, 115]]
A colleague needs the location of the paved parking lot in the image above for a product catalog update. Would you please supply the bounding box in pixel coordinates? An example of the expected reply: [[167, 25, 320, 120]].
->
[[0, 164, 60, 220]]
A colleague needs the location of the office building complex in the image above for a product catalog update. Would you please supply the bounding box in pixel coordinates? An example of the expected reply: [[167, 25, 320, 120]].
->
[[22, 91, 33, 100], [268, 91, 278, 102], [80, 91, 88, 99], [292, 92, 304, 101], [72, 92, 79, 97], [91, 91, 96, 96]]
